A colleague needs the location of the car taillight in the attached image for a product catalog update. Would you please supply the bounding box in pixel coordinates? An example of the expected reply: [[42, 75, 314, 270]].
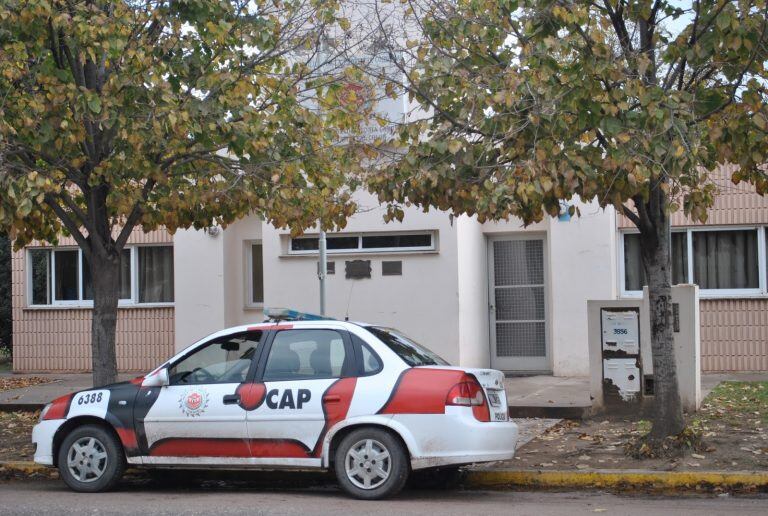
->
[[445, 377, 490, 422]]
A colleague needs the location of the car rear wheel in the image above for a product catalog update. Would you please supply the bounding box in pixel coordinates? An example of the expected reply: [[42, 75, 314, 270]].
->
[[334, 427, 409, 500], [57, 424, 125, 493]]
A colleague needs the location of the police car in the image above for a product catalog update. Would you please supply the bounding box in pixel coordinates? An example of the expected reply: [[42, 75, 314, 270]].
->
[[32, 309, 518, 499]]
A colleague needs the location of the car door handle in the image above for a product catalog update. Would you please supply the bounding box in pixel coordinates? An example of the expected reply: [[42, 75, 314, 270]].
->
[[323, 394, 341, 403], [223, 394, 240, 405]]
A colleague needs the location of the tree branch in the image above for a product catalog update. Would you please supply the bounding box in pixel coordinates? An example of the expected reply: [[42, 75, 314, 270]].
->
[[115, 179, 156, 250], [44, 195, 91, 256]]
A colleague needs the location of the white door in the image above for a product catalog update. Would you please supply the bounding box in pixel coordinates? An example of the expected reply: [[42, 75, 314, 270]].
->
[[141, 331, 262, 460], [245, 328, 354, 464], [488, 236, 549, 372]]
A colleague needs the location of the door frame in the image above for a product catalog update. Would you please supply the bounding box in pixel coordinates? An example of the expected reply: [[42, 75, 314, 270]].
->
[[487, 233, 551, 373]]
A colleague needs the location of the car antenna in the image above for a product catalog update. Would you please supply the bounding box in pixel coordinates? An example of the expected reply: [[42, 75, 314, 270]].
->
[[344, 281, 355, 321]]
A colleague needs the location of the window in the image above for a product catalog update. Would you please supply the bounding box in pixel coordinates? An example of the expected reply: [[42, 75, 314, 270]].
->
[[30, 249, 51, 305], [169, 332, 262, 385], [366, 326, 449, 367], [621, 228, 765, 297], [623, 233, 688, 291], [693, 230, 758, 289], [289, 231, 435, 254], [263, 329, 348, 381], [138, 246, 174, 303], [351, 334, 382, 375], [27, 245, 174, 306], [248, 243, 264, 305], [82, 249, 131, 300]]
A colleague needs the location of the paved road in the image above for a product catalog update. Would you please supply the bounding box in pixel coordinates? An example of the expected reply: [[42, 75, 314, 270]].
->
[[0, 479, 765, 515]]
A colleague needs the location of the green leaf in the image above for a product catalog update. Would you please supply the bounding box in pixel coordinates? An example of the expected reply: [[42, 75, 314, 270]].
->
[[87, 96, 101, 114]]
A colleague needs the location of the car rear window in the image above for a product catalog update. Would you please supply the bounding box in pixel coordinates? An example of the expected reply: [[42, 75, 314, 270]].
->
[[366, 327, 449, 367]]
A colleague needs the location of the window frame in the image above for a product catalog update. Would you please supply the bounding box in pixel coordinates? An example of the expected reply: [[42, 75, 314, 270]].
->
[[245, 240, 264, 309], [286, 230, 437, 256], [254, 329, 355, 382], [167, 330, 266, 386], [25, 243, 174, 308], [619, 226, 767, 299]]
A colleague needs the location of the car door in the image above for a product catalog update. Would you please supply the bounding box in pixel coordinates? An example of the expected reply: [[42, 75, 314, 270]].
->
[[140, 330, 264, 462], [245, 328, 355, 464]]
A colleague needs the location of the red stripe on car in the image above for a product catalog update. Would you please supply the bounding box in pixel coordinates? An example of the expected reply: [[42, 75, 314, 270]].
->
[[236, 382, 267, 411], [43, 393, 73, 420], [115, 427, 138, 449], [247, 324, 293, 331], [150, 438, 251, 457], [313, 377, 357, 456], [378, 369, 467, 414]]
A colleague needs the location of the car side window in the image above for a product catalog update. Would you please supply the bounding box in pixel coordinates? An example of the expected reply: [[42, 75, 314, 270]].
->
[[351, 334, 382, 376], [169, 331, 262, 385], [263, 329, 347, 381]]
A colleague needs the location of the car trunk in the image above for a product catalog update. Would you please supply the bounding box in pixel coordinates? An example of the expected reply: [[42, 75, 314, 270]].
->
[[416, 366, 509, 422]]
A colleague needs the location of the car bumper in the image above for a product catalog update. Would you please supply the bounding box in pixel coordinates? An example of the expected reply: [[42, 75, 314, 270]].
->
[[389, 412, 518, 470], [32, 419, 65, 466]]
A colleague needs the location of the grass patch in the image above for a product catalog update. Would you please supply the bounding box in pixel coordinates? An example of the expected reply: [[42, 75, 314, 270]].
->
[[697, 381, 768, 425]]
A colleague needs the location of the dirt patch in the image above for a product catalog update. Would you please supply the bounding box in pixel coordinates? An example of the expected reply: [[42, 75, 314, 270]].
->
[[0, 411, 39, 462], [0, 376, 52, 392], [506, 381, 768, 472]]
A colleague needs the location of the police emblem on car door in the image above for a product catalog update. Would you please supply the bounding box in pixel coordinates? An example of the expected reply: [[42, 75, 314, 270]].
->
[[140, 331, 262, 460], [244, 328, 356, 462]]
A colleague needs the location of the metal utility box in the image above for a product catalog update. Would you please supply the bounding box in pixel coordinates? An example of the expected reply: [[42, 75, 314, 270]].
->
[[600, 308, 641, 410], [601, 310, 639, 355], [588, 286, 701, 414], [602, 358, 641, 401]]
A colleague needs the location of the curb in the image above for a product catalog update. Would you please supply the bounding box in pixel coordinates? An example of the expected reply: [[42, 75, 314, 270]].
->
[[0, 461, 56, 478], [0, 403, 44, 412], [2, 461, 766, 493], [464, 469, 768, 492]]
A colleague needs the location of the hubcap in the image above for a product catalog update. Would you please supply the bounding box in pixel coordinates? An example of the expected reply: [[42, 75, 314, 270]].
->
[[66, 436, 108, 483], [344, 438, 391, 490]]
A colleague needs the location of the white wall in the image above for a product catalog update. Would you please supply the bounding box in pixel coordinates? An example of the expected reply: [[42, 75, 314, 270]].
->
[[261, 191, 462, 364], [173, 227, 227, 351], [456, 215, 490, 368], [548, 200, 616, 376], [221, 216, 264, 328]]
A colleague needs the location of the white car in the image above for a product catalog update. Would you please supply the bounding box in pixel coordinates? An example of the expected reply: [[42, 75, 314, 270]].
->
[[32, 312, 518, 499]]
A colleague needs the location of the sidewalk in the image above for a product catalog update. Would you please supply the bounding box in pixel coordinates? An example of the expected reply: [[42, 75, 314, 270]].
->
[[2, 371, 765, 412], [0, 373, 135, 410]]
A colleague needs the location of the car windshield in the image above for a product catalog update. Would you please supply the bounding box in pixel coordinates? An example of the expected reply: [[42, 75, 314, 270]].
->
[[367, 326, 449, 367]]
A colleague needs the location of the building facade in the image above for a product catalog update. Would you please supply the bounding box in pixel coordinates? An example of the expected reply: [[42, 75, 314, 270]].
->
[[10, 177, 768, 374]]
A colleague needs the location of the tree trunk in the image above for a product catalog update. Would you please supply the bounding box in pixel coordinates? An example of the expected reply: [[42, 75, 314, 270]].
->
[[90, 249, 120, 387], [638, 188, 686, 439]]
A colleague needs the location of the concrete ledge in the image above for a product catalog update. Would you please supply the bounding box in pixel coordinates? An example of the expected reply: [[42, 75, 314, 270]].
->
[[464, 469, 768, 492], [0, 403, 45, 412], [0, 461, 56, 477], [508, 405, 592, 420]]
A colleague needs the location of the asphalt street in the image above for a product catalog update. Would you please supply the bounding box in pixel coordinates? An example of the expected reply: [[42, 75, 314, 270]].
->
[[0, 478, 766, 515]]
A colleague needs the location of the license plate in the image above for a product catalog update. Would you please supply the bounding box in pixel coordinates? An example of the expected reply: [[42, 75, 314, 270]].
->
[[494, 411, 507, 421], [487, 391, 501, 407]]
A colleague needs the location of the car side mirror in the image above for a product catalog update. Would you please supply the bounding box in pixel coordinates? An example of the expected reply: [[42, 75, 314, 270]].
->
[[141, 367, 169, 388]]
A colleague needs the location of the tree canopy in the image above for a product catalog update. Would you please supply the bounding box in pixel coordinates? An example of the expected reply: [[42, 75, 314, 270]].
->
[[371, 0, 768, 226], [0, 0, 365, 253], [369, 0, 768, 439]]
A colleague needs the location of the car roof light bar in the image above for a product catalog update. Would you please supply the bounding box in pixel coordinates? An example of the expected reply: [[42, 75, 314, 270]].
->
[[263, 307, 334, 322]]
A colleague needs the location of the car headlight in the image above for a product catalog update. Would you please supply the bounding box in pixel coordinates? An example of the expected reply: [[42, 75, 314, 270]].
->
[[39, 403, 52, 423]]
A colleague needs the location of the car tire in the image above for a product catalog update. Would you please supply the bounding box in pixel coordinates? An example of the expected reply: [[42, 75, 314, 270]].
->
[[334, 427, 409, 500], [57, 424, 126, 493]]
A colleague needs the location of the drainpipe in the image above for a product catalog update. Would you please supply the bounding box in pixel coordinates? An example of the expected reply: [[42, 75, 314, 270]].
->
[[319, 229, 327, 316]]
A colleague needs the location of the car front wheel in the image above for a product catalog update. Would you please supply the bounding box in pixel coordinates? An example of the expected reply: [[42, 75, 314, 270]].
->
[[334, 427, 409, 500], [57, 424, 125, 493]]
